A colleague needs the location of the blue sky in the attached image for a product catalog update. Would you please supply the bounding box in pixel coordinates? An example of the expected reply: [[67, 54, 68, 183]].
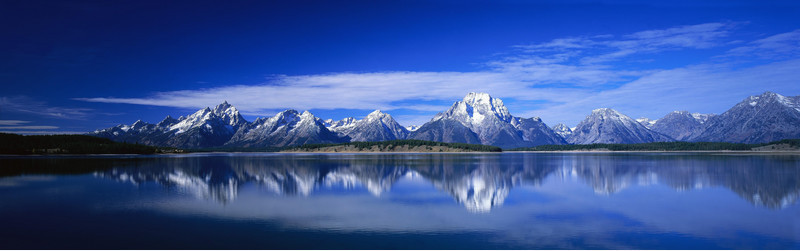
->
[[2, 0, 800, 134]]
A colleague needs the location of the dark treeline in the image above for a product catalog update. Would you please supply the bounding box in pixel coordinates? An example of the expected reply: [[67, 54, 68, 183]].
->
[[510, 139, 800, 151], [289, 139, 503, 152], [0, 133, 159, 154]]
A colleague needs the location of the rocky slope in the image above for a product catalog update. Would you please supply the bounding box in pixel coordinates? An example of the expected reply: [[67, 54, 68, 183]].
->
[[695, 92, 800, 143], [568, 108, 672, 144]]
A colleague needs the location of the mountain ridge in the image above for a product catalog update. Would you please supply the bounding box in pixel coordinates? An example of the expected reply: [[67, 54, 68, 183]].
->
[[90, 91, 800, 148]]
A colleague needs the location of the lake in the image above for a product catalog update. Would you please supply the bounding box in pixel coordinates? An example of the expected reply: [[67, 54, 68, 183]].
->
[[0, 152, 798, 249]]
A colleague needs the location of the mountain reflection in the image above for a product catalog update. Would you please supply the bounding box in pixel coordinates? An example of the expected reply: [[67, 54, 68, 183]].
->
[[92, 153, 800, 211]]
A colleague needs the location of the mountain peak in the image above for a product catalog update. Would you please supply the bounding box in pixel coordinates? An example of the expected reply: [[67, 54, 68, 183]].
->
[[212, 101, 235, 113], [157, 115, 179, 128], [743, 91, 797, 109], [271, 110, 300, 124], [463, 92, 493, 103], [636, 117, 657, 128], [366, 110, 391, 121], [367, 109, 385, 116], [691, 113, 715, 124], [592, 107, 615, 113], [571, 108, 670, 144], [437, 92, 512, 124], [699, 91, 800, 143], [590, 108, 626, 119], [211, 101, 245, 127], [551, 123, 573, 138]]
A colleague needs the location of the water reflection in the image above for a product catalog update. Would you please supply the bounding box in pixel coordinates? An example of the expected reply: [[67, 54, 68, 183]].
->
[[79, 153, 800, 211]]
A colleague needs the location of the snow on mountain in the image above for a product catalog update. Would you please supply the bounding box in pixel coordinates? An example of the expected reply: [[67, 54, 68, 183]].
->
[[89, 91, 799, 149], [650, 111, 707, 141], [691, 113, 715, 124], [409, 118, 482, 145], [335, 110, 409, 142], [433, 92, 514, 126], [91, 120, 161, 144], [695, 91, 800, 143], [568, 108, 672, 144], [326, 117, 358, 134], [405, 125, 420, 131], [512, 117, 567, 146], [212, 101, 247, 127], [551, 123, 573, 139], [413, 92, 563, 148], [156, 115, 179, 128], [168, 101, 245, 135], [227, 110, 346, 147], [635, 117, 657, 128]]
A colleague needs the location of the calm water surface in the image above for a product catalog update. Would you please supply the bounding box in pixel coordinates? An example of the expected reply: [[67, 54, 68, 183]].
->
[[0, 152, 798, 249]]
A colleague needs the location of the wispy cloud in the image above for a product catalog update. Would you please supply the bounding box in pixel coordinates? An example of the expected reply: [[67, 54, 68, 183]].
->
[[0, 126, 59, 130], [1, 96, 92, 119], [76, 22, 799, 126], [0, 130, 88, 135], [0, 120, 30, 126], [521, 59, 800, 124], [513, 22, 738, 65], [726, 29, 800, 59]]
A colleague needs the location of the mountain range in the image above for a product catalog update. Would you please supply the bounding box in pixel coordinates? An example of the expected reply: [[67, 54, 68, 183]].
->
[[91, 91, 800, 148]]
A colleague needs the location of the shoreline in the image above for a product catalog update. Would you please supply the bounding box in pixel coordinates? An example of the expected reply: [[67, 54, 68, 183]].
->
[[509, 150, 800, 154], [3, 150, 799, 156]]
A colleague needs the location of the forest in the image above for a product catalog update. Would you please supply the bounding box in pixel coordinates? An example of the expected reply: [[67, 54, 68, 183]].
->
[[0, 133, 160, 154]]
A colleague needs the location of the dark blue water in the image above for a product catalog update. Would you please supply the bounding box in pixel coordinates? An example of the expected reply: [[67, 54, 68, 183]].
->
[[0, 152, 798, 249]]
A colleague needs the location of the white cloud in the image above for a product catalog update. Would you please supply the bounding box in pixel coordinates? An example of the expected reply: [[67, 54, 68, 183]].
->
[[0, 130, 88, 135], [515, 22, 738, 65], [75, 22, 799, 127], [524, 59, 800, 125], [726, 29, 800, 59], [0, 126, 58, 130], [0, 96, 92, 119], [0, 120, 30, 126]]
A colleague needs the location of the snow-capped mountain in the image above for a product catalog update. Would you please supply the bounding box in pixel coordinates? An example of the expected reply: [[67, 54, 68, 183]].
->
[[568, 108, 672, 144], [92, 102, 344, 148], [409, 118, 483, 145], [227, 110, 346, 147], [90, 91, 800, 148], [635, 117, 657, 128], [325, 117, 358, 134], [91, 119, 162, 145], [333, 110, 409, 142], [691, 113, 715, 124], [405, 125, 420, 131], [91, 102, 248, 148], [163, 102, 248, 148], [551, 123, 573, 138], [156, 115, 179, 128], [649, 111, 714, 141], [695, 91, 800, 143], [168, 101, 246, 134], [411, 92, 563, 148], [512, 117, 567, 146]]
